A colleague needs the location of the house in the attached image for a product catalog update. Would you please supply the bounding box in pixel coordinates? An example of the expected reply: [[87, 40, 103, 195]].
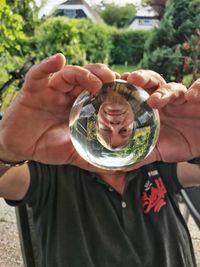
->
[[128, 5, 160, 30], [54, 0, 103, 23]]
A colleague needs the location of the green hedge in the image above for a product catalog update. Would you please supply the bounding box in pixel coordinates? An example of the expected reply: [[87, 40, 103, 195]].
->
[[0, 17, 153, 113], [22, 17, 149, 66], [29, 17, 113, 65], [77, 19, 113, 64], [32, 17, 84, 64], [110, 29, 151, 65], [0, 17, 151, 77]]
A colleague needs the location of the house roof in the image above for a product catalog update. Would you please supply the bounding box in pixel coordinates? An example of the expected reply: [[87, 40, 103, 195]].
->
[[128, 5, 160, 29], [62, 0, 86, 4], [58, 0, 103, 22], [128, 5, 159, 26]]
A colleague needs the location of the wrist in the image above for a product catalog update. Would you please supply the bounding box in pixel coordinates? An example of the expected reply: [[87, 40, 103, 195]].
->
[[0, 158, 28, 167], [0, 165, 12, 177], [0, 159, 28, 177], [0, 139, 28, 165]]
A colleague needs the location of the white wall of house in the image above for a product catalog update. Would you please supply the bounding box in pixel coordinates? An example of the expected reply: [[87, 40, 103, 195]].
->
[[128, 17, 160, 30], [128, 5, 160, 30]]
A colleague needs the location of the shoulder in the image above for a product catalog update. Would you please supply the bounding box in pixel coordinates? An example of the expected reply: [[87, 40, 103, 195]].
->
[[141, 162, 182, 194], [28, 161, 90, 183]]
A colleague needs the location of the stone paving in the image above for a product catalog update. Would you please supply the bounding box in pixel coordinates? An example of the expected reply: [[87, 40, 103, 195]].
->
[[0, 199, 23, 267], [0, 199, 200, 266]]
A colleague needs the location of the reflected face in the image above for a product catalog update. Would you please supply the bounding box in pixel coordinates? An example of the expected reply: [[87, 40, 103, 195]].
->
[[96, 90, 136, 150]]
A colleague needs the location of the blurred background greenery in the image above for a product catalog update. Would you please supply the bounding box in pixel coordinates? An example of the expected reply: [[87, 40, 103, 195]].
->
[[0, 0, 200, 111]]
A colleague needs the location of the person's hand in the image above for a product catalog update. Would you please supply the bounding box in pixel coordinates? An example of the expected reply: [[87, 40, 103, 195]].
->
[[0, 53, 116, 169], [124, 71, 200, 170]]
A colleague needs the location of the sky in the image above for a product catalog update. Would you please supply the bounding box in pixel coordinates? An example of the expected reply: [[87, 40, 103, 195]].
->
[[39, 0, 142, 16]]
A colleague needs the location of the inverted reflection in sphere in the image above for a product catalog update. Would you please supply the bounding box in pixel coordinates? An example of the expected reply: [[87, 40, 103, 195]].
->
[[69, 79, 160, 169]]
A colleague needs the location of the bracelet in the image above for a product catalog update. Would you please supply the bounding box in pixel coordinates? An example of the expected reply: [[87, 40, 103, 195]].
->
[[0, 159, 29, 167], [187, 157, 200, 164]]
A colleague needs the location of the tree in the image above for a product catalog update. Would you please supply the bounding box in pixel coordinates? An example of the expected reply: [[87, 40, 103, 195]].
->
[[142, 0, 200, 83], [144, 0, 167, 18], [0, 0, 24, 54], [6, 0, 48, 35], [96, 3, 136, 28]]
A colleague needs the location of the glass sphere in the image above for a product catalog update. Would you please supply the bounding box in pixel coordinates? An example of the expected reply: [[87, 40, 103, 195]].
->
[[69, 79, 160, 170]]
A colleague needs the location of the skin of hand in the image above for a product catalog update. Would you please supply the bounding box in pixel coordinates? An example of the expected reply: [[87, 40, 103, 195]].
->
[[125, 72, 200, 171], [1, 53, 199, 175], [0, 53, 116, 170]]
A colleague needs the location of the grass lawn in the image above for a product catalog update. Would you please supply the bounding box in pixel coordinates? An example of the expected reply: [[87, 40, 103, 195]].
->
[[110, 64, 139, 74], [111, 65, 195, 88]]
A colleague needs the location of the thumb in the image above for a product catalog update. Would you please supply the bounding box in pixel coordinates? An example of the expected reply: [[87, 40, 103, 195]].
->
[[23, 53, 66, 92]]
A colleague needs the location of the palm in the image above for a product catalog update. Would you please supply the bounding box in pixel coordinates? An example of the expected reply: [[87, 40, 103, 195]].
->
[[0, 54, 116, 168], [1, 80, 75, 164], [157, 101, 200, 162], [124, 77, 200, 171]]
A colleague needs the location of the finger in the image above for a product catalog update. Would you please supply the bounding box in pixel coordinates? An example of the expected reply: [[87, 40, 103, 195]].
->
[[49, 65, 103, 95], [23, 53, 66, 92], [114, 71, 121, 79], [84, 63, 115, 84], [185, 79, 200, 102], [120, 72, 131, 80], [127, 70, 166, 94], [147, 82, 187, 108]]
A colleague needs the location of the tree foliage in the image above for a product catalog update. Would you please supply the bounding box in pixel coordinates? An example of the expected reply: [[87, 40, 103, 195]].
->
[[142, 0, 200, 82], [111, 30, 151, 65], [6, 0, 48, 35], [96, 3, 136, 28], [0, 0, 24, 54], [32, 17, 113, 65], [144, 0, 166, 18]]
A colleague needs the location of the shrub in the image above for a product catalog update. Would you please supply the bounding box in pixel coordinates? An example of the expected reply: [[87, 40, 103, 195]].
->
[[110, 29, 151, 65], [31, 17, 114, 65], [77, 19, 113, 64], [141, 46, 183, 82], [33, 17, 85, 64]]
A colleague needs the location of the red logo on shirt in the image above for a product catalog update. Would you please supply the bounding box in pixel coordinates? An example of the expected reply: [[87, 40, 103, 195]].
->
[[141, 177, 167, 214]]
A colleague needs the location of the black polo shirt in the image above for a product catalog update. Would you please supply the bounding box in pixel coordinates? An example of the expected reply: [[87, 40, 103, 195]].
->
[[8, 161, 197, 267]]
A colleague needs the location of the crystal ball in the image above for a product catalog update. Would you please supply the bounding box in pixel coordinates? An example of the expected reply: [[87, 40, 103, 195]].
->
[[69, 79, 160, 169]]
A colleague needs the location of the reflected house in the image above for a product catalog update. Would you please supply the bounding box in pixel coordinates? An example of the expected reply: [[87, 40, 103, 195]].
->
[[128, 5, 160, 30], [54, 0, 103, 23]]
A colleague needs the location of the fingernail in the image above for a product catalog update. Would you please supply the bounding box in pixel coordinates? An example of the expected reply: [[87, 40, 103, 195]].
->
[[152, 91, 164, 99]]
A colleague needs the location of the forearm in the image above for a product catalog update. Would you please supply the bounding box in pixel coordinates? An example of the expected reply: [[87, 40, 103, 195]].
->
[[0, 166, 11, 177], [177, 162, 200, 187], [0, 157, 28, 178], [0, 163, 30, 200]]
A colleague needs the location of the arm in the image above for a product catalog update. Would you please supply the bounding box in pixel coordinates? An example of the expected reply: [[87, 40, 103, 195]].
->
[[0, 53, 116, 200], [176, 79, 200, 187], [177, 162, 200, 187], [0, 164, 30, 200], [123, 73, 200, 185]]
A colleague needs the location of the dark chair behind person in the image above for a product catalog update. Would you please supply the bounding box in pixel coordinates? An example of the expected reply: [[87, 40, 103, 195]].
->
[[15, 205, 40, 267], [0, 60, 37, 267], [180, 187, 200, 229]]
